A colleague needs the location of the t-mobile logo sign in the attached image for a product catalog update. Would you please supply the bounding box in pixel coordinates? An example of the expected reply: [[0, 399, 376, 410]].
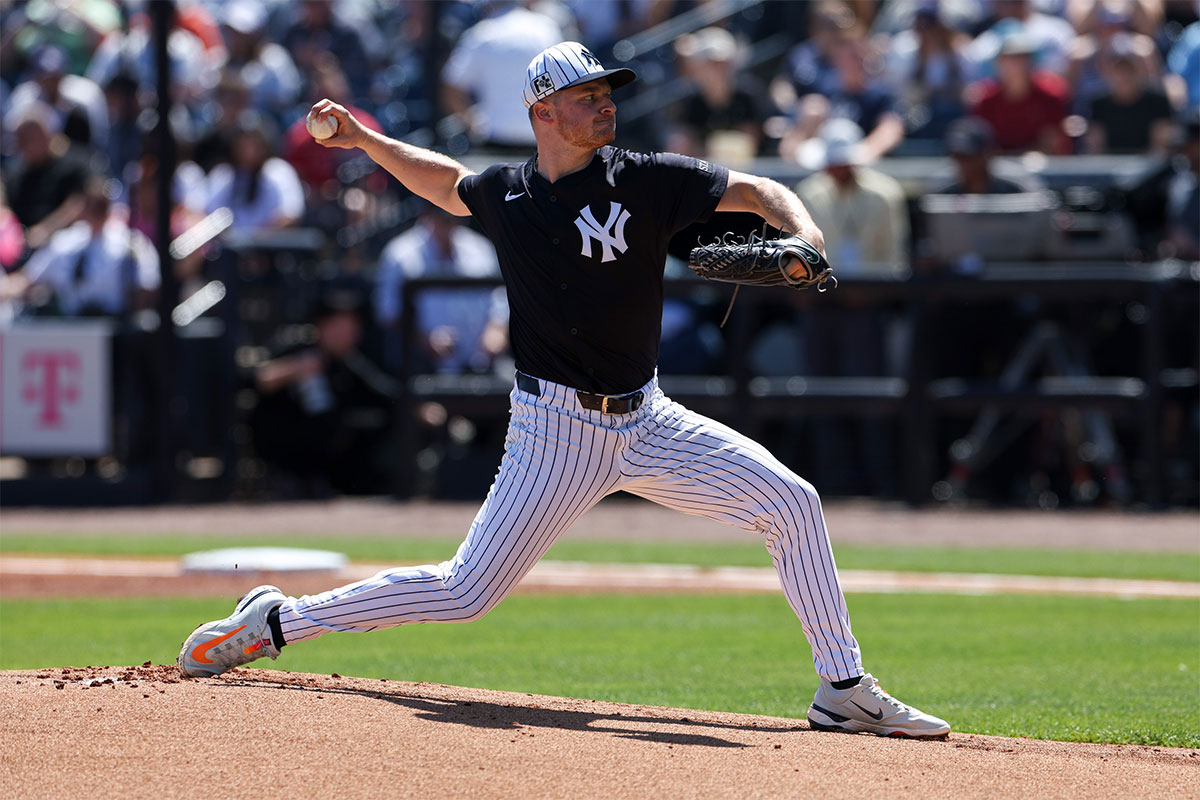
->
[[21, 350, 82, 428]]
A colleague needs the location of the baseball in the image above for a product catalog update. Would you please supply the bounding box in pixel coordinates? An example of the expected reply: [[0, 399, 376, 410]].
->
[[306, 111, 338, 140]]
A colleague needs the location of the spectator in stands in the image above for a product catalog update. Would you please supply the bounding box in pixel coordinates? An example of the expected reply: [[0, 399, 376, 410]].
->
[[1068, 0, 1165, 39], [1084, 36, 1175, 154], [192, 72, 255, 173], [567, 0, 664, 61], [1126, 111, 1200, 258], [770, 0, 857, 111], [282, 0, 375, 104], [884, 1, 975, 147], [4, 102, 98, 250], [205, 112, 305, 235], [0, 183, 26, 273], [440, 1, 566, 153], [967, 0, 1076, 77], [7, 44, 108, 156], [779, 120, 908, 497], [251, 280, 399, 497], [102, 72, 141, 185], [936, 116, 1043, 194], [966, 31, 1070, 154], [86, 9, 218, 111], [122, 133, 207, 292], [1166, 20, 1200, 111], [0, 178, 159, 317], [795, 119, 909, 275], [219, 1, 301, 119], [373, 203, 507, 376], [1066, 1, 1161, 115], [779, 29, 905, 163], [0, 1, 121, 78], [667, 27, 772, 162], [282, 55, 385, 231], [1163, 112, 1200, 259]]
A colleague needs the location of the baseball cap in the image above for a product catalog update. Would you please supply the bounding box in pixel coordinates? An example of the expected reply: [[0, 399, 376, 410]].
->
[[675, 27, 738, 62], [946, 117, 995, 156], [999, 31, 1038, 57], [796, 118, 866, 170], [223, 2, 268, 34], [522, 41, 637, 109]]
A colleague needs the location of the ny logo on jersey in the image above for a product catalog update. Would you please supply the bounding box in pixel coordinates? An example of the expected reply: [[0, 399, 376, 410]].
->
[[574, 202, 632, 263]]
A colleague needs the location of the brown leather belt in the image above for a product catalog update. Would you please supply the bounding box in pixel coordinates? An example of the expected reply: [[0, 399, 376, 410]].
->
[[516, 372, 644, 415]]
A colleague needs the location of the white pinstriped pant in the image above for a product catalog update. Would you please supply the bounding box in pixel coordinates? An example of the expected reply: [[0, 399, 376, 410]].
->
[[277, 373, 863, 681]]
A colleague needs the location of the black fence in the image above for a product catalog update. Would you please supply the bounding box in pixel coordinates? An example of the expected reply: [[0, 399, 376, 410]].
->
[[2, 243, 1195, 509], [392, 264, 1197, 508]]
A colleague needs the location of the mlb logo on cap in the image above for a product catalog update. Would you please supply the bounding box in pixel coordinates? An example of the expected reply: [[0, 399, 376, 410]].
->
[[522, 41, 637, 109]]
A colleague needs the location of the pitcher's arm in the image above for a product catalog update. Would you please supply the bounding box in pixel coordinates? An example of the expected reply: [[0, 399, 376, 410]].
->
[[307, 99, 473, 216]]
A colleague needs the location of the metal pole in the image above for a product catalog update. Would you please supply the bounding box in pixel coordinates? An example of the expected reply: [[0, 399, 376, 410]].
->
[[150, 0, 179, 501]]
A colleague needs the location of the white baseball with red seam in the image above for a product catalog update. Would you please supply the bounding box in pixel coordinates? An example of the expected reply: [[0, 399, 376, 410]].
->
[[306, 111, 338, 140]]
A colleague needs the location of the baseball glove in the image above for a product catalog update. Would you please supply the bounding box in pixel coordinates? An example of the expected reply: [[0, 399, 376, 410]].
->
[[688, 230, 836, 291]]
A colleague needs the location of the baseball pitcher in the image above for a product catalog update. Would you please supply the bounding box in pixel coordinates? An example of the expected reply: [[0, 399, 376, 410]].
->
[[179, 42, 949, 739]]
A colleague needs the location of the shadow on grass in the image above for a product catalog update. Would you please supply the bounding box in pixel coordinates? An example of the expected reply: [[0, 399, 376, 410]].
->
[[221, 673, 806, 748]]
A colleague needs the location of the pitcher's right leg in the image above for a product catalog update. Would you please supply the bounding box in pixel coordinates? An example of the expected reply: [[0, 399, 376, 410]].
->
[[275, 393, 624, 644]]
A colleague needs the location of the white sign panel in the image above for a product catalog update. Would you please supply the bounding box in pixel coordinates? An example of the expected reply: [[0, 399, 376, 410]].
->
[[1, 320, 112, 456]]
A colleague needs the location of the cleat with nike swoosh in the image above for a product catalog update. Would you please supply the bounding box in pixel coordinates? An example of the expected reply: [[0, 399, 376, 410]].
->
[[177, 585, 286, 678], [807, 674, 950, 739]]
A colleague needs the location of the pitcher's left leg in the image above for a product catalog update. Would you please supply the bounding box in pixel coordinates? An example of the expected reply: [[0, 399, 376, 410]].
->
[[622, 396, 950, 737], [621, 398, 861, 682]]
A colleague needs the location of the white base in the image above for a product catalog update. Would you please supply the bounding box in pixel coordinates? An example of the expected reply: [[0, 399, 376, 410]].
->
[[181, 547, 348, 574]]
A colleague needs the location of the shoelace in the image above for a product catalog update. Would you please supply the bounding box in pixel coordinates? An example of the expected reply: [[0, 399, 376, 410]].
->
[[863, 680, 908, 711]]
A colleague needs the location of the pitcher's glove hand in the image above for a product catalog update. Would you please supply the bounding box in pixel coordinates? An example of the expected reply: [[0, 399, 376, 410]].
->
[[688, 232, 836, 291]]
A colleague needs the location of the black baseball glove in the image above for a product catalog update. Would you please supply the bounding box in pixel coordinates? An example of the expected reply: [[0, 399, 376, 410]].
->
[[688, 231, 836, 291]]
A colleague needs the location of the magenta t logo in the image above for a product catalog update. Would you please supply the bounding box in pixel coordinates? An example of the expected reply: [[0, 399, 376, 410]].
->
[[20, 350, 81, 428]]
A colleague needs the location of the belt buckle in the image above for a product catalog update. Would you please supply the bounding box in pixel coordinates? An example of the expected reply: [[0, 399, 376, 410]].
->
[[601, 395, 613, 414]]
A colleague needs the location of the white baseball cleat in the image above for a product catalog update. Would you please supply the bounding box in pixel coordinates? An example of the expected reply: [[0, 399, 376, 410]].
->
[[807, 674, 951, 739], [178, 585, 286, 678]]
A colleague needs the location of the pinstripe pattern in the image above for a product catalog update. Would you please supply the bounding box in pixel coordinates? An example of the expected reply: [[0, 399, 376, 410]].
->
[[277, 374, 862, 681]]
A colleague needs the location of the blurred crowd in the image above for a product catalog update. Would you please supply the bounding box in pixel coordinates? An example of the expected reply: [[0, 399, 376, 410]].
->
[[0, 0, 1196, 501]]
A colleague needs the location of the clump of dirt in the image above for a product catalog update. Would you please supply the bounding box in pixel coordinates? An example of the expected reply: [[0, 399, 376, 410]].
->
[[36, 662, 181, 688]]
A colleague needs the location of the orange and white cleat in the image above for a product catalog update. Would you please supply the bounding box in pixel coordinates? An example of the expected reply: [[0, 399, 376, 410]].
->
[[178, 585, 286, 678]]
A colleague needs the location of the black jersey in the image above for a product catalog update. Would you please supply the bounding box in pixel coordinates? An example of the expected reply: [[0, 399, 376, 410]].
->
[[457, 145, 728, 394]]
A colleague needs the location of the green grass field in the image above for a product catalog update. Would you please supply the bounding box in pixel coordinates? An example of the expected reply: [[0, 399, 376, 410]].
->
[[2, 530, 1197, 747], [3, 532, 1198, 581], [1, 592, 1196, 747]]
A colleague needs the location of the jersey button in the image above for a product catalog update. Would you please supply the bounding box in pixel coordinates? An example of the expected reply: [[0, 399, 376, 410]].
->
[[560, 283, 567, 290], [570, 327, 578, 335], [552, 238, 559, 245], [550, 195, 557, 202]]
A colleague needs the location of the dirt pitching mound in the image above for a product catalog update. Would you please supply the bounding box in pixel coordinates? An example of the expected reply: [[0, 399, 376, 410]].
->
[[3, 667, 1196, 799]]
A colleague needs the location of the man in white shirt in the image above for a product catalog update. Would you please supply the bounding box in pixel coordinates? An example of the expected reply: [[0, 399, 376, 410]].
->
[[374, 204, 507, 374], [440, 1, 566, 151], [2, 179, 159, 317], [795, 119, 909, 277]]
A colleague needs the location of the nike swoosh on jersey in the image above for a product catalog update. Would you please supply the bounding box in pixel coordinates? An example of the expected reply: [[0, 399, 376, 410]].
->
[[504, 190, 526, 202]]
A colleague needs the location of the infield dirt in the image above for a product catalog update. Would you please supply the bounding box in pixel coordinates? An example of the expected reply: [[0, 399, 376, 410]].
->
[[3, 666, 1197, 799]]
